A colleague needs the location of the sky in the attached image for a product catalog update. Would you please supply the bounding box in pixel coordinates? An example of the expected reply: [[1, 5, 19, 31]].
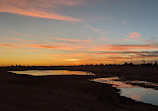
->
[[0, 0, 158, 66]]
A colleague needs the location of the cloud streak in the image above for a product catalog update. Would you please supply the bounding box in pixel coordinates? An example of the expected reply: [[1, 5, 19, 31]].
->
[[31, 44, 85, 51], [0, 0, 82, 22], [86, 25, 106, 34]]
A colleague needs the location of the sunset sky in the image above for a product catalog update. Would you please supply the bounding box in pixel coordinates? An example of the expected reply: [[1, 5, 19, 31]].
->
[[0, 0, 158, 66]]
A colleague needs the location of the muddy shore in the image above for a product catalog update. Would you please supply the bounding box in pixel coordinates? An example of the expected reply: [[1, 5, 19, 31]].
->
[[0, 67, 158, 111]]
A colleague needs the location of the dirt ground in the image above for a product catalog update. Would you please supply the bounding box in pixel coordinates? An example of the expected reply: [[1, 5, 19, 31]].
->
[[0, 68, 158, 111]]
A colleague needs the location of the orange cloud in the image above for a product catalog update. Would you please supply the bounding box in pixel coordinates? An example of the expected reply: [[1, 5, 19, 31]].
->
[[0, 49, 43, 52], [0, 0, 81, 22], [31, 44, 59, 49], [128, 32, 141, 38], [0, 44, 14, 47], [26, 43, 85, 51]]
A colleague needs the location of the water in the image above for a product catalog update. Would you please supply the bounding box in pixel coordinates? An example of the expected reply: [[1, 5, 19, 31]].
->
[[93, 77, 158, 106], [9, 70, 94, 76]]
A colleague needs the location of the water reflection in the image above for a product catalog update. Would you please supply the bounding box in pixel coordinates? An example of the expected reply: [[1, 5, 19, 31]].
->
[[9, 70, 94, 76], [93, 77, 158, 106], [93, 77, 134, 88], [131, 95, 141, 101]]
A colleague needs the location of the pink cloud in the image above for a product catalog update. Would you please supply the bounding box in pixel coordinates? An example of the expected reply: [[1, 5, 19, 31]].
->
[[0, 0, 82, 22], [128, 32, 141, 38]]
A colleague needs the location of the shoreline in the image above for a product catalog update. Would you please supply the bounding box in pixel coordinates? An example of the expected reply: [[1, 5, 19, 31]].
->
[[5, 65, 158, 83]]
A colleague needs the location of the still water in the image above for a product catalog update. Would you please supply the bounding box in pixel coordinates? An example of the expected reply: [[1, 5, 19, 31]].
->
[[10, 70, 158, 106], [93, 77, 158, 106], [10, 70, 94, 76]]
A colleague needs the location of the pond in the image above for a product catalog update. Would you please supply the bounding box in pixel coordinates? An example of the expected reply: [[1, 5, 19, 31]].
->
[[9, 70, 94, 76]]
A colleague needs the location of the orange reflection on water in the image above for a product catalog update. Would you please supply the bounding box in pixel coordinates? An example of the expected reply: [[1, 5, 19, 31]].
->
[[10, 70, 94, 76], [93, 77, 134, 88], [131, 95, 142, 101]]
